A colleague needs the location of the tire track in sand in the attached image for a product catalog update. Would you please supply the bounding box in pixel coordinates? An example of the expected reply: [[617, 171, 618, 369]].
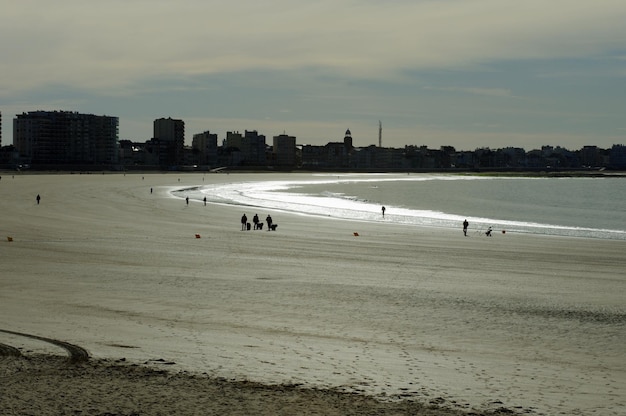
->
[[0, 329, 89, 362], [0, 342, 22, 357]]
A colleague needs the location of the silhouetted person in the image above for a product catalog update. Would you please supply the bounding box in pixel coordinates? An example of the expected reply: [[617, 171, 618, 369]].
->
[[485, 227, 492, 237], [241, 214, 248, 231], [266, 214, 273, 231], [463, 219, 469, 236], [36, 194, 41, 205], [203, 197, 207, 206], [186, 196, 189, 205], [150, 187, 153, 194], [382, 206, 386, 217], [253, 214, 260, 229]]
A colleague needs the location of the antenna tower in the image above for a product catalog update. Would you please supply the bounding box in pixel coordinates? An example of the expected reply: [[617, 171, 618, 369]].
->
[[378, 121, 382, 147]]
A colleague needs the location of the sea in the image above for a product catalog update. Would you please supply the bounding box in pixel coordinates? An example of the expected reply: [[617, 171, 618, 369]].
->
[[176, 173, 626, 241]]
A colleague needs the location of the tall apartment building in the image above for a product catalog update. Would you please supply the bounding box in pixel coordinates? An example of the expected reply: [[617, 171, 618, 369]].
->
[[153, 117, 185, 167], [13, 110, 119, 166], [273, 133, 296, 167], [242, 130, 266, 166], [192, 131, 218, 167], [154, 117, 185, 142]]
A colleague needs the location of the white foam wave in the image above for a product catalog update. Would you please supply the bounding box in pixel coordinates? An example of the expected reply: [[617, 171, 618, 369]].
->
[[172, 176, 626, 240]]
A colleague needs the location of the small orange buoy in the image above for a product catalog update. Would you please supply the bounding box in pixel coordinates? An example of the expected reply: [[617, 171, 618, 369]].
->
[[195, 234, 201, 239], [353, 232, 359, 237]]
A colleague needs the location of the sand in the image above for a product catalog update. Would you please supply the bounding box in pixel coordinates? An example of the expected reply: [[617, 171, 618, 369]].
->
[[1, 172, 624, 415]]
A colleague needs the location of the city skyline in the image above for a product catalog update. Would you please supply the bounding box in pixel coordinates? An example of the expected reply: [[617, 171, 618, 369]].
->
[[2, 1, 626, 151]]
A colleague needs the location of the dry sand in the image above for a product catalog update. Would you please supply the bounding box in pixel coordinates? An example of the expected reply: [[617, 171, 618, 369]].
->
[[1, 172, 624, 415]]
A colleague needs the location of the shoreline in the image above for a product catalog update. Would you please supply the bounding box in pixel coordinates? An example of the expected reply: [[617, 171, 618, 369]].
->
[[1, 173, 624, 415], [172, 173, 626, 242]]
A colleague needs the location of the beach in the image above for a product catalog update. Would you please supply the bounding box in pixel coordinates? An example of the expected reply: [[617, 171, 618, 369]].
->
[[1, 173, 625, 415]]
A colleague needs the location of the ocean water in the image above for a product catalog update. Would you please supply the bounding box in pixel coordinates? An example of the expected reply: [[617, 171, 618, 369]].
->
[[176, 173, 626, 240]]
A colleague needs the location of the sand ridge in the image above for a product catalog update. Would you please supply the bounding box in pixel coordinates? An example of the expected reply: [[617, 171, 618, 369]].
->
[[3, 353, 498, 416]]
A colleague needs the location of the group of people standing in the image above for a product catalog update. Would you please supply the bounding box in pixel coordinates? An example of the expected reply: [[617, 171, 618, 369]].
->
[[241, 213, 274, 231], [175, 192, 275, 231]]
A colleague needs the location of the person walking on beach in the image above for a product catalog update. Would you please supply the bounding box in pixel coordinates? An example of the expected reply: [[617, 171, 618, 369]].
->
[[186, 196, 189, 205], [266, 214, 273, 231], [203, 196, 207, 206], [463, 219, 469, 236], [382, 206, 386, 218], [36, 194, 41, 205], [241, 214, 248, 231]]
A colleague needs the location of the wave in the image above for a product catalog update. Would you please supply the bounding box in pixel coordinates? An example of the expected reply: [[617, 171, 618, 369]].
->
[[171, 175, 626, 241]]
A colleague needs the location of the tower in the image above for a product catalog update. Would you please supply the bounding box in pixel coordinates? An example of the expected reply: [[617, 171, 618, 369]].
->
[[344, 129, 352, 149], [379, 121, 382, 147]]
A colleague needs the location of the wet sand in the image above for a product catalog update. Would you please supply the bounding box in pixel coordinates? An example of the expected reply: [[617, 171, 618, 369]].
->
[[1, 172, 625, 415]]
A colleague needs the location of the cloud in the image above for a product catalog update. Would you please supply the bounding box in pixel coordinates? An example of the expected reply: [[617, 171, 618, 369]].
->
[[423, 86, 517, 98], [2, 0, 626, 94], [2, 1, 626, 150]]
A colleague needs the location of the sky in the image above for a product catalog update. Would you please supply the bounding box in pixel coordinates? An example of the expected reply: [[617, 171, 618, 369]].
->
[[1, 0, 625, 151]]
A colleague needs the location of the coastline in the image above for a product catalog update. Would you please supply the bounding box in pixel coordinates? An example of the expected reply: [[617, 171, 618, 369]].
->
[[1, 173, 625, 415], [175, 172, 626, 241]]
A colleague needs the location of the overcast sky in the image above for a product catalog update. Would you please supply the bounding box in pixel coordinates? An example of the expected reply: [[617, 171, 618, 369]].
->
[[1, 0, 625, 151]]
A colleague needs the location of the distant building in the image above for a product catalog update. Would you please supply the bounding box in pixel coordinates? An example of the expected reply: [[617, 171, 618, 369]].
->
[[242, 130, 267, 166], [221, 131, 243, 166], [0, 145, 17, 167], [224, 131, 243, 148], [13, 110, 119, 166], [499, 147, 527, 168], [300, 144, 325, 169], [301, 129, 354, 169], [580, 145, 602, 167], [452, 150, 476, 168], [324, 142, 350, 168], [609, 144, 626, 169], [153, 117, 185, 167], [192, 131, 218, 167], [223, 130, 266, 166], [273, 133, 297, 167]]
